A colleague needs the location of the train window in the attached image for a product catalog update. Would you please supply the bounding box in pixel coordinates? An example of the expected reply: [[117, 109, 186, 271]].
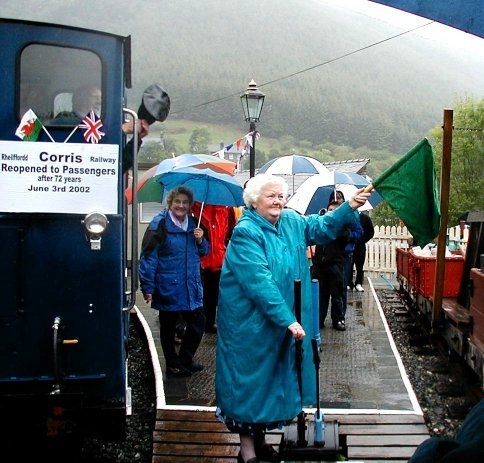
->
[[19, 44, 102, 126]]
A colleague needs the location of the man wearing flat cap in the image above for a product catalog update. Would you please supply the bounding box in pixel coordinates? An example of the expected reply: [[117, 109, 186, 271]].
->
[[122, 84, 171, 172]]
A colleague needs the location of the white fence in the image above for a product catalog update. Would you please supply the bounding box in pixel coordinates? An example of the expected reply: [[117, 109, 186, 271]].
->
[[364, 225, 469, 278]]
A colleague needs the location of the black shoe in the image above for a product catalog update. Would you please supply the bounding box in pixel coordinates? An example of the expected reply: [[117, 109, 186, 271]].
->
[[166, 365, 192, 377], [255, 443, 280, 462], [175, 322, 186, 339], [184, 362, 204, 373], [205, 324, 217, 333], [237, 452, 259, 463], [333, 321, 346, 331]]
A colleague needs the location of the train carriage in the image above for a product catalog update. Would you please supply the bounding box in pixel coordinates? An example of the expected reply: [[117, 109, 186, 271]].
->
[[396, 211, 484, 388], [0, 18, 139, 439]]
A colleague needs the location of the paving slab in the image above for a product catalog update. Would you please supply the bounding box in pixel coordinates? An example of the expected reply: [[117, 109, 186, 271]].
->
[[137, 276, 419, 412]]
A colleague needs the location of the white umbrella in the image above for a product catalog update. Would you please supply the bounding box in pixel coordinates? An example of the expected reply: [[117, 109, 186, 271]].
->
[[258, 154, 330, 194], [259, 154, 329, 175], [286, 171, 384, 214]]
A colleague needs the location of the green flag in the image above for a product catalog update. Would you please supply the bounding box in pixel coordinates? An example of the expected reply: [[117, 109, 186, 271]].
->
[[372, 138, 440, 247]]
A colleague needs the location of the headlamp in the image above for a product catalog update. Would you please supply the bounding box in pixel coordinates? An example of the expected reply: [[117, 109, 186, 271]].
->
[[82, 212, 109, 250]]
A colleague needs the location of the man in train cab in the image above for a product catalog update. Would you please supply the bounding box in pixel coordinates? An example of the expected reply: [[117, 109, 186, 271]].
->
[[72, 84, 102, 117], [54, 83, 169, 173], [54, 84, 149, 173], [55, 84, 102, 123]]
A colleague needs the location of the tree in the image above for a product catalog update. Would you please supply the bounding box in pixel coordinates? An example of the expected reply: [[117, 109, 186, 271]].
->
[[188, 127, 211, 153], [430, 97, 484, 226], [371, 202, 399, 227], [138, 141, 166, 163], [138, 138, 178, 164]]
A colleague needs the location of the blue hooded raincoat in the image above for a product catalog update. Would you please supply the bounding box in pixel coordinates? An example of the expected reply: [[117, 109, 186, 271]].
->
[[215, 203, 358, 425], [139, 210, 210, 311]]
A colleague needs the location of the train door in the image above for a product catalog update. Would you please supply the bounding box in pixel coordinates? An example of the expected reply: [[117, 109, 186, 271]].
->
[[0, 18, 134, 434]]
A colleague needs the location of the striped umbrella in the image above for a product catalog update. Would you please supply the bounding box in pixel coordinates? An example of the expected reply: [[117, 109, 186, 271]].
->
[[125, 153, 236, 204], [258, 154, 330, 193]]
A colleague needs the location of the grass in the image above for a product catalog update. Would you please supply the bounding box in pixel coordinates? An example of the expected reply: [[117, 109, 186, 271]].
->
[[149, 119, 288, 154]]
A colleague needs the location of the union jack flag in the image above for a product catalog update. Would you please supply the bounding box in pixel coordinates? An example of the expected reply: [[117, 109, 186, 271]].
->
[[79, 111, 105, 144]]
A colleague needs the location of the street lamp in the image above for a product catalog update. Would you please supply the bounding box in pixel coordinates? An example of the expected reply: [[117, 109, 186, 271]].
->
[[240, 79, 265, 177]]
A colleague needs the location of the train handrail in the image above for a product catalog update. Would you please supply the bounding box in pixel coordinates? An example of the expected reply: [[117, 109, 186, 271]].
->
[[123, 108, 139, 311], [51, 316, 61, 395]]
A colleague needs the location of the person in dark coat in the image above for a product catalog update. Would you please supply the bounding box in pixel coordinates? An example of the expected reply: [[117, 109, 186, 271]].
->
[[311, 201, 348, 331], [408, 399, 484, 462], [350, 210, 374, 292], [329, 190, 363, 316], [139, 186, 210, 377]]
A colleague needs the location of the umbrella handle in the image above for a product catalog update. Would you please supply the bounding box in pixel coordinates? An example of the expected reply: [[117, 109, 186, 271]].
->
[[197, 201, 205, 228], [311, 279, 320, 343], [363, 183, 374, 193]]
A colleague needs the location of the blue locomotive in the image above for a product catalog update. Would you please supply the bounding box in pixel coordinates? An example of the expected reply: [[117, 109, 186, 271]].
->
[[0, 18, 150, 440]]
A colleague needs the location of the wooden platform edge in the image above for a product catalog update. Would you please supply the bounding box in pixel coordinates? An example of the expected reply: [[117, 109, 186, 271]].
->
[[153, 409, 430, 462]]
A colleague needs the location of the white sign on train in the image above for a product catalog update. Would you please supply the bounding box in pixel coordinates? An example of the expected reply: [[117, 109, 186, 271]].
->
[[0, 140, 119, 214]]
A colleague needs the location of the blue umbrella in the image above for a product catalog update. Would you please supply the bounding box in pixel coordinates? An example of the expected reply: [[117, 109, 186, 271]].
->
[[159, 166, 244, 209], [286, 171, 383, 214], [125, 154, 236, 204]]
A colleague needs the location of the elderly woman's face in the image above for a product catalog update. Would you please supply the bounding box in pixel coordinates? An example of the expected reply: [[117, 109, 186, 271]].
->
[[169, 193, 191, 221], [253, 182, 286, 225]]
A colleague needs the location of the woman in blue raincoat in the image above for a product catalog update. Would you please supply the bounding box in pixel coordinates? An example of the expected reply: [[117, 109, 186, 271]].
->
[[139, 186, 210, 378], [215, 174, 370, 463]]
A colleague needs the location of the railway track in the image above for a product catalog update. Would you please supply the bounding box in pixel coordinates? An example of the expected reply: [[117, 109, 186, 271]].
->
[[377, 288, 483, 437], [3, 316, 155, 463]]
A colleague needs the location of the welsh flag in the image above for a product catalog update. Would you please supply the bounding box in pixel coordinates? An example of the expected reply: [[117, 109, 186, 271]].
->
[[15, 109, 42, 141]]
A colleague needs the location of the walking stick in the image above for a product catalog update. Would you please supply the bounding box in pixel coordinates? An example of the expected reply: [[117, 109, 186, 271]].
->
[[311, 279, 324, 446], [311, 278, 321, 345], [311, 338, 324, 446], [280, 283, 340, 460], [294, 279, 307, 448]]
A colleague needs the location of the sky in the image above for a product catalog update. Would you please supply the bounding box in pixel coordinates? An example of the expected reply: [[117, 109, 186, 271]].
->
[[331, 0, 484, 53]]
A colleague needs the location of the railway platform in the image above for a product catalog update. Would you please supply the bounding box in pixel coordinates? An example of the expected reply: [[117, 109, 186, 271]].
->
[[136, 276, 429, 462]]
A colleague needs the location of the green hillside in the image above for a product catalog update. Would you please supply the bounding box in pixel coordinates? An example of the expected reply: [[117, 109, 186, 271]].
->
[[2, 0, 482, 160], [144, 118, 400, 178]]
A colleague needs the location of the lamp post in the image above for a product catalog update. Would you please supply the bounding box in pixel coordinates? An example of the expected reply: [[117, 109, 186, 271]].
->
[[240, 79, 265, 178]]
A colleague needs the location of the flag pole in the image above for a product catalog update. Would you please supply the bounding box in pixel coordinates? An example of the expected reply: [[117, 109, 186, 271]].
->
[[64, 125, 79, 143], [40, 123, 55, 143], [432, 109, 453, 329]]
